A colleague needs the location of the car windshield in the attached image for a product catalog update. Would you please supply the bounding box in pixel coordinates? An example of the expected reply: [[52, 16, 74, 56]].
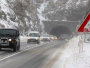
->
[[43, 35, 50, 37], [0, 29, 17, 37], [50, 35, 54, 37], [29, 33, 39, 37]]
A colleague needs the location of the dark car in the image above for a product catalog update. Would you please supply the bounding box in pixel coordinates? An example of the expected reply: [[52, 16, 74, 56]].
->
[[0, 29, 20, 52], [60, 37, 65, 41]]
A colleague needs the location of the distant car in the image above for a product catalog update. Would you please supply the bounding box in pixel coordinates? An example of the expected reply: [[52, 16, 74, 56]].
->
[[41, 34, 50, 42], [54, 36, 57, 40], [27, 31, 40, 44], [50, 35, 54, 40], [60, 37, 65, 41], [0, 28, 20, 52]]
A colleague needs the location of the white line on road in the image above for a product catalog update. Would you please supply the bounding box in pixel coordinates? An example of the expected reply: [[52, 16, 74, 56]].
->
[[0, 42, 50, 61]]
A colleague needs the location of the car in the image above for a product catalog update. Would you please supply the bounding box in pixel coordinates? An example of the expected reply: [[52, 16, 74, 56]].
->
[[41, 34, 50, 42], [50, 35, 54, 41], [60, 37, 65, 41], [27, 31, 40, 44], [0, 28, 20, 52], [54, 36, 57, 40]]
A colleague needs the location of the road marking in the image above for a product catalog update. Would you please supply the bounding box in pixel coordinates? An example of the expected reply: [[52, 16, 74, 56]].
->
[[0, 42, 49, 61]]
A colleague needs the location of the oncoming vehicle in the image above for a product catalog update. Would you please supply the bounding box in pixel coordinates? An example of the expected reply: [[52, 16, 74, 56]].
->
[[50, 35, 54, 41], [60, 36, 65, 41], [41, 34, 50, 42], [27, 31, 40, 44], [54, 36, 57, 40], [0, 29, 20, 52]]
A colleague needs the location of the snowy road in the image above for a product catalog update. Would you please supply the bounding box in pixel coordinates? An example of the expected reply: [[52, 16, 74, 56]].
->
[[0, 39, 66, 68]]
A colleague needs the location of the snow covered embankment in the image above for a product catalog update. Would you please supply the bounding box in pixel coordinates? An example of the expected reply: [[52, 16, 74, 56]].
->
[[52, 36, 90, 68], [20, 36, 27, 43], [62, 37, 90, 68]]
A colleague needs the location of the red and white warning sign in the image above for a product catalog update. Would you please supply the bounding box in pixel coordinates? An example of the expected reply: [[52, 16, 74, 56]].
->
[[84, 33, 90, 43], [78, 13, 90, 32]]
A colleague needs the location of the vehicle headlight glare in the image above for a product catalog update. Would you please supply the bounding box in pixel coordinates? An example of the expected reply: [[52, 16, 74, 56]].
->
[[36, 38, 38, 40], [9, 39, 12, 41], [28, 38, 30, 39], [52, 37, 54, 39]]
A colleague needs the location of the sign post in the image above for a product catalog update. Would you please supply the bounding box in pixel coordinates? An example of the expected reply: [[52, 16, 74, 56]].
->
[[77, 13, 90, 53], [78, 33, 83, 53]]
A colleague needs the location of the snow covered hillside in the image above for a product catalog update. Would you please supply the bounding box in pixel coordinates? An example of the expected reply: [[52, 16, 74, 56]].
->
[[0, 0, 89, 35]]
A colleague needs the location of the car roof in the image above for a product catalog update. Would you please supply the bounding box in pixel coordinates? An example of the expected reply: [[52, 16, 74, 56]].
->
[[0, 28, 18, 31], [42, 34, 49, 35], [50, 35, 54, 36], [29, 31, 39, 33]]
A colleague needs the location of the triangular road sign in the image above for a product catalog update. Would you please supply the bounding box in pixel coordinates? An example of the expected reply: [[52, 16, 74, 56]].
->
[[78, 13, 90, 32]]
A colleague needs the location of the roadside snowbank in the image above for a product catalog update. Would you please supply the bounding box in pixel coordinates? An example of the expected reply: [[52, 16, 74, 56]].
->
[[52, 36, 90, 68], [20, 36, 27, 42]]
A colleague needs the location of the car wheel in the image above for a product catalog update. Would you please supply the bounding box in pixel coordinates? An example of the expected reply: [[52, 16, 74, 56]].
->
[[27, 40, 30, 43], [17, 43, 20, 51], [37, 41, 40, 44], [13, 47, 17, 52], [13, 44, 18, 52], [0, 48, 2, 51]]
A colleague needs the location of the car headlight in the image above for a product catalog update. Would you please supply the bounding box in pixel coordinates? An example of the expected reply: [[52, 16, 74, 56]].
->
[[41, 37, 43, 39], [48, 38, 50, 39], [27, 38, 30, 39], [35, 38, 38, 40], [8, 39, 12, 41], [52, 37, 54, 39]]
